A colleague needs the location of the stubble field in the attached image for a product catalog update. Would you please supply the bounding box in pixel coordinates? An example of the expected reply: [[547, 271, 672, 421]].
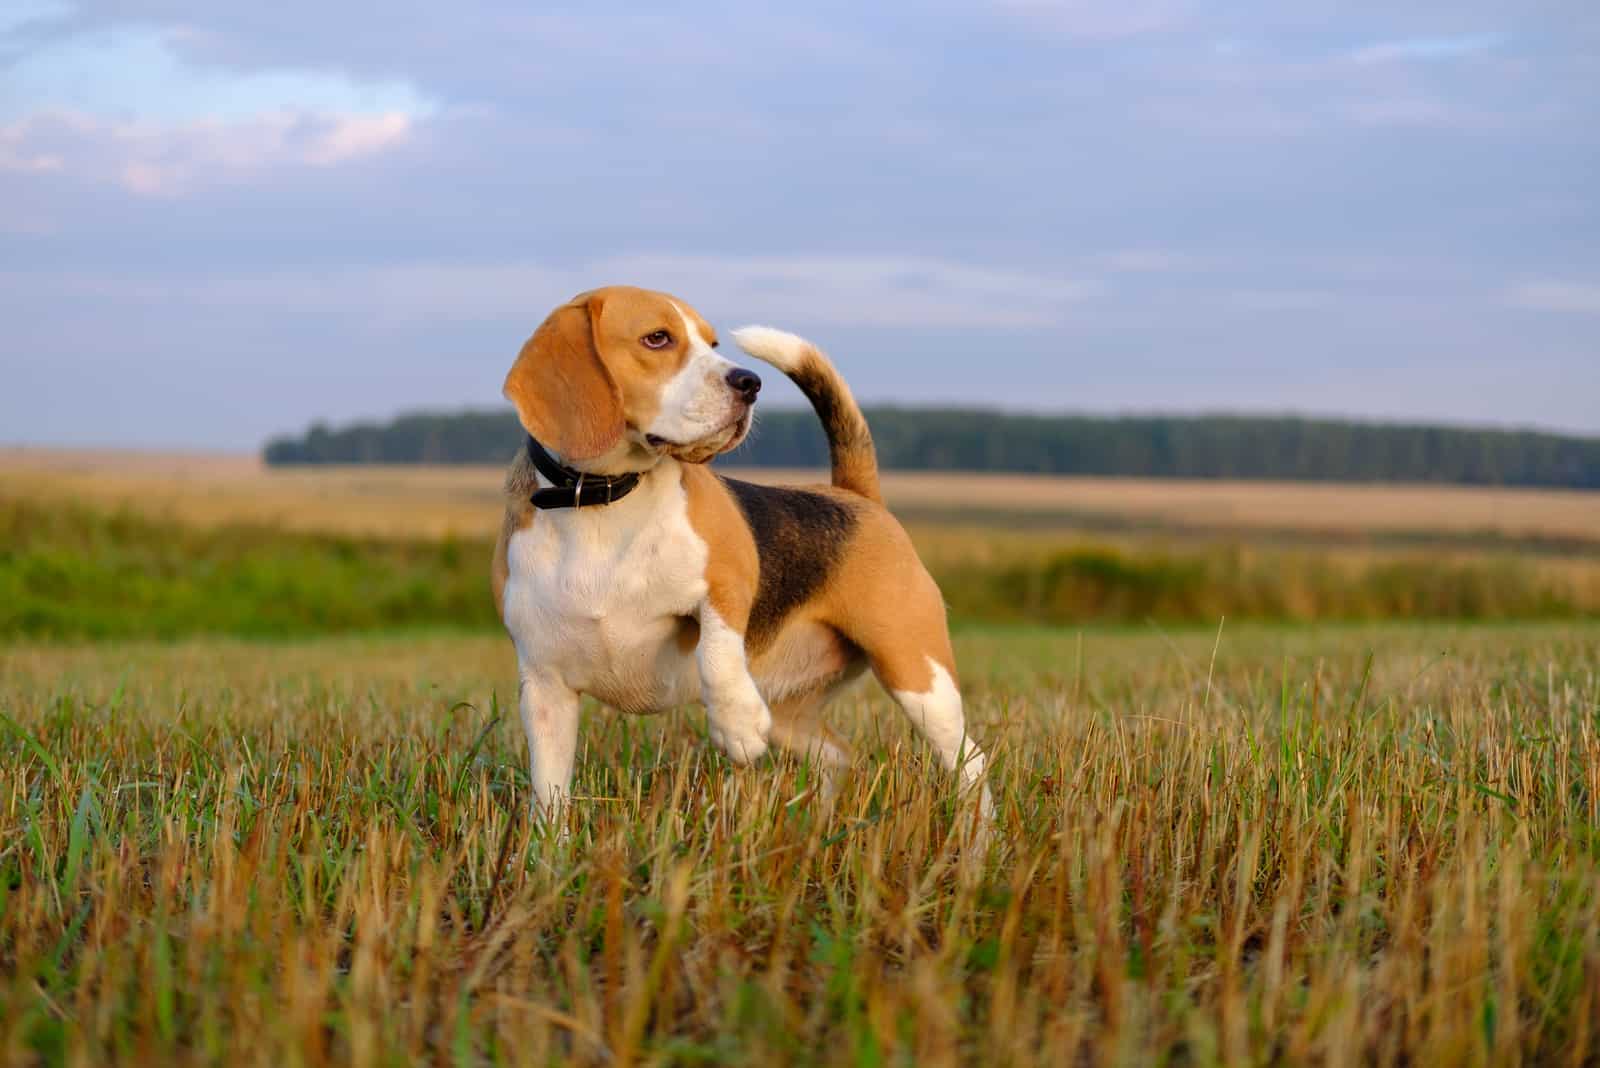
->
[[2, 450, 1599, 1065], [4, 626, 1599, 1065]]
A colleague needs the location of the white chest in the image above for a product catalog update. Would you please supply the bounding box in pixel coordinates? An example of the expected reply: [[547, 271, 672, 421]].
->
[[501, 472, 708, 711]]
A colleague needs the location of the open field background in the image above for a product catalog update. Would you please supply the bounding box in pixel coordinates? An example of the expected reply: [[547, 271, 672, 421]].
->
[[6, 449, 1600, 549], [3, 449, 1598, 1063], [4, 449, 1600, 639], [4, 625, 1599, 1064]]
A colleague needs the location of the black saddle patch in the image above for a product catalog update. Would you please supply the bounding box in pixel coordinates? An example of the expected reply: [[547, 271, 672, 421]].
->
[[720, 477, 858, 648]]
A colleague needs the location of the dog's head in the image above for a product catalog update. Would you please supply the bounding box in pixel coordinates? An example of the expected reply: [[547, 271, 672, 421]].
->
[[504, 285, 760, 469]]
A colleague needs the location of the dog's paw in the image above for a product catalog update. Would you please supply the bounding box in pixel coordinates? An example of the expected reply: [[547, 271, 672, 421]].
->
[[706, 698, 772, 765]]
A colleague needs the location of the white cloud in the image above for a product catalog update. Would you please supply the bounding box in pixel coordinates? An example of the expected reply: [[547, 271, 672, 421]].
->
[[595, 253, 1102, 328], [385, 254, 1101, 330], [0, 109, 416, 195], [0, 19, 435, 124], [0, 121, 62, 173], [0, 11, 433, 194], [1340, 95, 1458, 128], [1345, 34, 1503, 66], [296, 112, 413, 166], [364, 253, 1103, 329], [12, 253, 1104, 332], [1504, 281, 1600, 314]]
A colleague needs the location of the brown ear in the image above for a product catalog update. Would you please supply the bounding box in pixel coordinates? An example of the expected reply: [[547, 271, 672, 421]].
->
[[502, 293, 625, 462]]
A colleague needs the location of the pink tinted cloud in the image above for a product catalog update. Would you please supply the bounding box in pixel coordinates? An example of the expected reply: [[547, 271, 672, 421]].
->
[[1, 109, 416, 196]]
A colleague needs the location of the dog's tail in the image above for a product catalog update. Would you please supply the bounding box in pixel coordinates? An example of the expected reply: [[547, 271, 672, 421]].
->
[[732, 326, 882, 503]]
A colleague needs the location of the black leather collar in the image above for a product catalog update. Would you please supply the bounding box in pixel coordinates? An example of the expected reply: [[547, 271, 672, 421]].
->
[[525, 435, 642, 510]]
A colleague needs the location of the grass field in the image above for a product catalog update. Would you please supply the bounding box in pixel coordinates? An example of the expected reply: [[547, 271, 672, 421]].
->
[[2, 450, 1598, 1063], [6, 452, 1600, 639], [6, 449, 1600, 549], [3, 624, 1598, 1065]]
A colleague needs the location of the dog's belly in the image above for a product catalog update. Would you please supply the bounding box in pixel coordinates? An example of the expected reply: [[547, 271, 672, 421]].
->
[[580, 616, 703, 714], [510, 579, 862, 716], [749, 619, 865, 704], [579, 617, 863, 713]]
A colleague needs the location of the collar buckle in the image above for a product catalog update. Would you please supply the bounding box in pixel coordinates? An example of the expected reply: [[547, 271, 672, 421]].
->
[[525, 434, 642, 511]]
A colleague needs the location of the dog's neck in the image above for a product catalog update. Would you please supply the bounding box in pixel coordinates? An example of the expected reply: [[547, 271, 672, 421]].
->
[[525, 435, 661, 510]]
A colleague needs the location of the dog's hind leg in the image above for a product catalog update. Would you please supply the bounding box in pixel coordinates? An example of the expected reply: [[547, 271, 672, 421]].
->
[[768, 689, 853, 798], [849, 565, 994, 823], [875, 651, 993, 819]]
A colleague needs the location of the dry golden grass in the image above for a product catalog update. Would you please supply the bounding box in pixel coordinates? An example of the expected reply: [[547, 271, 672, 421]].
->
[[5, 449, 1598, 548], [3, 624, 1598, 1065], [0, 449, 503, 540], [735, 469, 1600, 552]]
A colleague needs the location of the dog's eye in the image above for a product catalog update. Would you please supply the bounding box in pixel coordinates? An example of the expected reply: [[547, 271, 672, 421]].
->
[[641, 330, 672, 350]]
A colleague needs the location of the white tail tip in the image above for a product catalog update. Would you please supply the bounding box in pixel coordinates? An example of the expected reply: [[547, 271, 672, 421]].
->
[[731, 325, 811, 373]]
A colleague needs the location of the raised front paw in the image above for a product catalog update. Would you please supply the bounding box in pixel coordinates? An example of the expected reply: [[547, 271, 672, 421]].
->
[[706, 697, 772, 765]]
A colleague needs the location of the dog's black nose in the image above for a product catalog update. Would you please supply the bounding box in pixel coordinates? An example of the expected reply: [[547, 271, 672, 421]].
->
[[726, 367, 762, 403]]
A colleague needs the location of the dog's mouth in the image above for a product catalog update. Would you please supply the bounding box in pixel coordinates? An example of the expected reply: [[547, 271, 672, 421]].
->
[[648, 412, 752, 464]]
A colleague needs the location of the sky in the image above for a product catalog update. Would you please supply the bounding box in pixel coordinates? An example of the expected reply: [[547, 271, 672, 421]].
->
[[1, 1, 1597, 450]]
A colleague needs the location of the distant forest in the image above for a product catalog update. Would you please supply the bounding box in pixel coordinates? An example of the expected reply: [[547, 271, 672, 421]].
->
[[263, 408, 1600, 488]]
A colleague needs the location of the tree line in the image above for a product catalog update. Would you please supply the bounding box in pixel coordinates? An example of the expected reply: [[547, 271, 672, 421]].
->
[[263, 408, 1600, 488]]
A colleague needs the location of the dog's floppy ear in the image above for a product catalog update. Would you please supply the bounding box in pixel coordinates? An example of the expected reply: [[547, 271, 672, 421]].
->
[[503, 292, 625, 462]]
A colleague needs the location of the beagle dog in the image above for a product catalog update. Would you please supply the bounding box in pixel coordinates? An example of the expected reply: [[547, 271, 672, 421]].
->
[[492, 285, 991, 821]]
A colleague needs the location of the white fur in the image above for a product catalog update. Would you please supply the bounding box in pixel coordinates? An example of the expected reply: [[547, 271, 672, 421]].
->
[[731, 325, 809, 372], [642, 303, 744, 447], [696, 604, 772, 763], [503, 463, 706, 710], [501, 458, 772, 811], [891, 658, 994, 820], [502, 313, 992, 828], [516, 669, 580, 816]]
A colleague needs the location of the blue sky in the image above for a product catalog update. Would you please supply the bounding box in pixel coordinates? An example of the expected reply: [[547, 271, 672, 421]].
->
[[2, 1, 1596, 449]]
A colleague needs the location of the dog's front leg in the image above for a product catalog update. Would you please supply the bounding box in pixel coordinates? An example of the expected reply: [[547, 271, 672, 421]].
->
[[695, 603, 771, 764], [516, 666, 581, 818]]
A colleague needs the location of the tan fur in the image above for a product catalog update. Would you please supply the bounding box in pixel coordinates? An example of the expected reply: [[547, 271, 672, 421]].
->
[[498, 288, 954, 690], [491, 522, 509, 619], [680, 464, 952, 697], [584, 286, 701, 436], [494, 286, 987, 819], [491, 449, 539, 620], [503, 293, 625, 462], [681, 463, 758, 629], [503, 285, 708, 466], [734, 329, 882, 504], [787, 345, 881, 505], [818, 502, 956, 693], [644, 380, 955, 697]]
